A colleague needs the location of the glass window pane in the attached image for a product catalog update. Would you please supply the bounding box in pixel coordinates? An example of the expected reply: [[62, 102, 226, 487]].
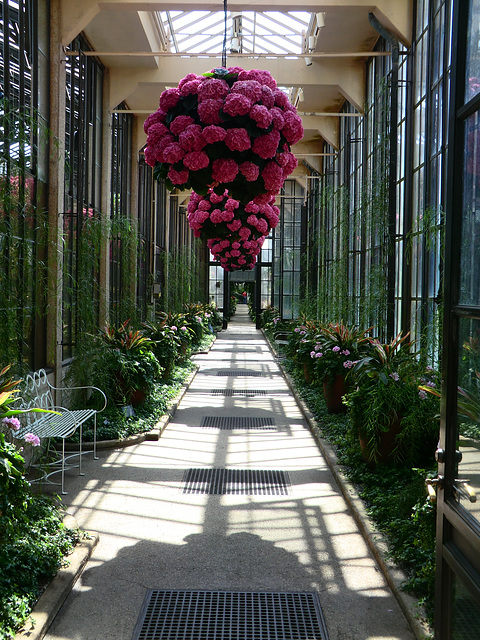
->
[[460, 113, 480, 305], [466, 1, 480, 102]]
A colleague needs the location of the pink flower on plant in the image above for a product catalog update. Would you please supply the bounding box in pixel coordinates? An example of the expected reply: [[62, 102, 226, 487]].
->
[[419, 390, 428, 400], [223, 93, 252, 117], [178, 73, 200, 89], [343, 361, 354, 369], [197, 78, 230, 101], [202, 125, 227, 144], [168, 167, 189, 185], [180, 79, 202, 96], [159, 88, 180, 111], [389, 372, 400, 381], [261, 162, 284, 191], [170, 115, 195, 136], [183, 151, 209, 171], [225, 128, 251, 152], [24, 432, 41, 447], [282, 111, 304, 145], [2, 416, 20, 430], [198, 99, 224, 124], [232, 80, 263, 102], [146, 122, 170, 146], [143, 109, 167, 134], [227, 219, 242, 231], [179, 125, 206, 152], [212, 158, 239, 183], [332, 346, 341, 352], [144, 146, 157, 167], [273, 89, 289, 109], [252, 130, 281, 159], [250, 104, 273, 129], [162, 143, 186, 164], [260, 85, 275, 108], [239, 162, 260, 182], [342, 349, 350, 356], [270, 107, 285, 130]]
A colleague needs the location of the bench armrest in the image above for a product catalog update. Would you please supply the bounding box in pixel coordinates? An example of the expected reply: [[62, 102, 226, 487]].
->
[[48, 384, 107, 412]]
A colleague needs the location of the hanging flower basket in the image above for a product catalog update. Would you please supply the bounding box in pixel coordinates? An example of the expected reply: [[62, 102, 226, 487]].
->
[[187, 189, 279, 271], [144, 67, 303, 203]]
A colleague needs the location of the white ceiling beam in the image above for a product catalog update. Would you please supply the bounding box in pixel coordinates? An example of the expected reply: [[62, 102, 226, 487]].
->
[[300, 115, 339, 149], [61, 1, 412, 47], [108, 57, 365, 111]]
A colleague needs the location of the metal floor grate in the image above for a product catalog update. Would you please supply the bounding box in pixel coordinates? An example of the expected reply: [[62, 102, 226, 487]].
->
[[211, 389, 268, 397], [182, 468, 291, 494], [133, 590, 328, 640], [200, 416, 275, 430], [217, 370, 263, 377]]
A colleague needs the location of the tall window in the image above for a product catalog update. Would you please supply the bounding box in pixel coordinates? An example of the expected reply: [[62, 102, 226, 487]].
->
[[0, 0, 45, 370], [62, 36, 103, 359], [110, 105, 134, 324]]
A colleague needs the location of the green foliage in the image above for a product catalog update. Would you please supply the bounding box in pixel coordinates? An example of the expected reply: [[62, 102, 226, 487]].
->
[[0, 493, 79, 639]]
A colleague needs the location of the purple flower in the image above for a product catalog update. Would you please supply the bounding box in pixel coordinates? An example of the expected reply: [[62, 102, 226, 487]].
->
[[310, 351, 316, 358], [181, 326, 187, 331], [315, 352, 323, 358], [314, 344, 322, 351], [294, 327, 300, 332], [171, 326, 177, 331], [2, 416, 21, 430], [419, 390, 428, 400], [332, 346, 341, 352], [389, 372, 400, 381], [427, 381, 436, 388], [299, 331, 306, 335], [24, 432, 41, 447], [343, 360, 354, 369], [342, 349, 350, 356]]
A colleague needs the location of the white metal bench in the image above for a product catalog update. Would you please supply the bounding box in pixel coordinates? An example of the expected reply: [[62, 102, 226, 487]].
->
[[15, 369, 107, 494]]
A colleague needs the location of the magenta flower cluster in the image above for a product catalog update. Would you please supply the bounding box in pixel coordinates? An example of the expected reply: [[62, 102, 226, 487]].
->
[[144, 67, 302, 206], [187, 189, 280, 271]]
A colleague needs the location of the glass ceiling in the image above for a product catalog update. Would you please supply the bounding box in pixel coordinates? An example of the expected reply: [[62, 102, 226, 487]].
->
[[160, 11, 312, 55]]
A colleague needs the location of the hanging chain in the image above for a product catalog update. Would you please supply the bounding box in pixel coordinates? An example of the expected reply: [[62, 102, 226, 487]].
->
[[222, 0, 228, 68]]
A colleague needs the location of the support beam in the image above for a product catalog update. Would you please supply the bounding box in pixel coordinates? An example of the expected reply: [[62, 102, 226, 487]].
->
[[108, 57, 365, 112], [60, 0, 413, 48], [300, 115, 339, 149]]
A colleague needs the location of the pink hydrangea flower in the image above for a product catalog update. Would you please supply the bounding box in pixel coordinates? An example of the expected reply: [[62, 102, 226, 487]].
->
[[239, 162, 260, 182], [260, 85, 275, 108], [198, 99, 224, 124], [159, 88, 180, 111], [232, 80, 263, 103], [144, 145, 157, 167], [170, 115, 195, 136], [180, 79, 202, 96], [179, 125, 206, 152], [202, 125, 227, 144], [162, 143, 186, 164], [223, 93, 252, 117], [168, 167, 189, 185], [261, 162, 284, 191], [211, 158, 239, 183], [250, 104, 273, 129], [178, 73, 200, 89], [197, 78, 230, 101], [183, 151, 210, 171], [273, 88, 289, 109], [143, 109, 167, 134], [227, 219, 242, 232], [225, 128, 251, 152], [282, 111, 304, 145], [146, 122, 170, 146], [252, 130, 281, 159]]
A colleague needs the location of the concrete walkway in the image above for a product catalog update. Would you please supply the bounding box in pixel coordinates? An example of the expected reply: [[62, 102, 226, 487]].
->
[[45, 306, 415, 640]]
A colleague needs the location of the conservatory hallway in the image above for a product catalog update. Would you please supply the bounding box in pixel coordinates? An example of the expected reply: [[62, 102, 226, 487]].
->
[[44, 305, 415, 640]]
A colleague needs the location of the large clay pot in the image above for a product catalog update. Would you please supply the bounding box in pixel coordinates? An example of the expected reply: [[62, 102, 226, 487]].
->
[[359, 415, 403, 467], [323, 374, 347, 413], [303, 362, 312, 384]]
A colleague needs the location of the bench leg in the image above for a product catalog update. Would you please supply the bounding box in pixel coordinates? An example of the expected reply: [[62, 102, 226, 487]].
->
[[61, 439, 67, 495], [79, 422, 85, 476], [94, 413, 98, 460]]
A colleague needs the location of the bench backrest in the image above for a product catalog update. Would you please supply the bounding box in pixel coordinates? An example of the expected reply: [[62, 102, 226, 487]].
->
[[20, 369, 55, 421]]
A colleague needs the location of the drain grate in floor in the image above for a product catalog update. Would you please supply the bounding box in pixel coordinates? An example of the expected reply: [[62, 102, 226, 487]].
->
[[217, 370, 263, 377], [211, 389, 268, 397], [200, 416, 275, 429], [132, 590, 328, 640], [182, 468, 291, 495]]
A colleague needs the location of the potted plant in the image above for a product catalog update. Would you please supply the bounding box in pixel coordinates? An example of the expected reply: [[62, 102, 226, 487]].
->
[[93, 321, 162, 406], [287, 321, 321, 384], [312, 322, 372, 412], [345, 333, 440, 466], [143, 318, 182, 380]]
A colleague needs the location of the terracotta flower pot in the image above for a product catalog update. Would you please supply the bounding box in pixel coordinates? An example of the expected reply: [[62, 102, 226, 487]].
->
[[359, 415, 403, 467], [303, 362, 312, 384], [323, 374, 347, 413]]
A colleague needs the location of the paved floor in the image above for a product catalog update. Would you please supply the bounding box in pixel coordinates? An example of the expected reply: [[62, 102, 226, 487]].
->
[[45, 306, 415, 640]]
